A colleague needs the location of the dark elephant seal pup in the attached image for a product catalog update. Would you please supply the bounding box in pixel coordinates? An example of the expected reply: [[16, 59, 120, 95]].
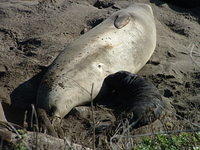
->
[[95, 71, 165, 128], [37, 3, 156, 118]]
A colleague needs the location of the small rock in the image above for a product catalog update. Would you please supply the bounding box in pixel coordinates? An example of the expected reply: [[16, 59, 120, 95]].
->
[[167, 51, 175, 57], [164, 89, 173, 98], [147, 60, 160, 65], [93, 0, 115, 9], [185, 82, 190, 88], [80, 27, 90, 35], [72, 106, 91, 119]]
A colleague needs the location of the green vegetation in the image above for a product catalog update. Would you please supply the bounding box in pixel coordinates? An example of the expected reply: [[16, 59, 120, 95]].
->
[[13, 141, 28, 150], [12, 129, 29, 150], [134, 132, 200, 150]]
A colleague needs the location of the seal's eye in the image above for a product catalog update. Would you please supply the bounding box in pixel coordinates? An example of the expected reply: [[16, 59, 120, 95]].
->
[[98, 64, 101, 68]]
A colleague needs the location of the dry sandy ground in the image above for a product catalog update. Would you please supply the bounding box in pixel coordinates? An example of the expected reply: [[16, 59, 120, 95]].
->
[[0, 0, 199, 149]]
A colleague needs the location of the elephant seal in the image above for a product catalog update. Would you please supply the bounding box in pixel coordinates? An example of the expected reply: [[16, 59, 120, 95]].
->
[[94, 71, 165, 128], [37, 3, 156, 119]]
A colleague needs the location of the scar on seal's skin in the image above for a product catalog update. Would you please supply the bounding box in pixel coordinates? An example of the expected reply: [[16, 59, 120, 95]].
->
[[94, 71, 165, 128]]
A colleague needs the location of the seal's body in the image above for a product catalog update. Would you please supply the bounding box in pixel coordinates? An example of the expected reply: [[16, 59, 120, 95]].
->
[[95, 71, 164, 127], [37, 3, 156, 118]]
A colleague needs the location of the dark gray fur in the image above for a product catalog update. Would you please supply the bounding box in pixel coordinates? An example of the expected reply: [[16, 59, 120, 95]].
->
[[94, 71, 165, 128]]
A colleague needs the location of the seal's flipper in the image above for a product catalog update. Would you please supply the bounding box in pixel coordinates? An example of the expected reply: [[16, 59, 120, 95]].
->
[[114, 13, 130, 29]]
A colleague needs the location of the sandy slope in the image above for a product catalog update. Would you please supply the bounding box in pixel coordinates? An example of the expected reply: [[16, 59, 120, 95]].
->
[[0, 0, 199, 149]]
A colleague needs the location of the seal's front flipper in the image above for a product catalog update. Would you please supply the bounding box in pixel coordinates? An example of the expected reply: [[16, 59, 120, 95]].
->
[[114, 12, 130, 29]]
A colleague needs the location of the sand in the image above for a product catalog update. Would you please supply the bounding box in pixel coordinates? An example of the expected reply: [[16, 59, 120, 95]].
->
[[0, 0, 199, 149]]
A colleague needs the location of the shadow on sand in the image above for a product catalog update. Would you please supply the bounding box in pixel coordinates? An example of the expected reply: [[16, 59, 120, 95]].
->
[[150, 0, 200, 21], [2, 67, 47, 126]]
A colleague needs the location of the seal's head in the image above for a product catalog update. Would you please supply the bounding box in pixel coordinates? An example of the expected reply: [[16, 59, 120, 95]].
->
[[113, 3, 154, 29]]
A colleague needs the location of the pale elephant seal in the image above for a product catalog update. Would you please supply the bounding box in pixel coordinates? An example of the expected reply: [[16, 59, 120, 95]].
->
[[94, 71, 165, 128], [37, 3, 156, 118]]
